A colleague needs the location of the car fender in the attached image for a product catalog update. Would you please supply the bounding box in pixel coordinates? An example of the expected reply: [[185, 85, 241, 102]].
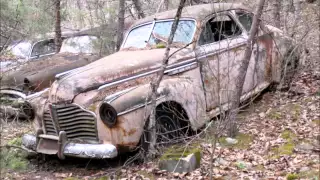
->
[[96, 75, 207, 150]]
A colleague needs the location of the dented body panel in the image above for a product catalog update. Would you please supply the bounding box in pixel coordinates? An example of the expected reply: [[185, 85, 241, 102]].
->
[[23, 3, 297, 159]]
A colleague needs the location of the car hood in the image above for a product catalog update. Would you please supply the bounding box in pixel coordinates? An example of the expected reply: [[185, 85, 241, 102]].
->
[[1, 52, 97, 92], [48, 48, 195, 103]]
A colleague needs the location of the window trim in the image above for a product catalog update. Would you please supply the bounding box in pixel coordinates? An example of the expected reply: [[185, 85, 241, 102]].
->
[[120, 18, 197, 49], [235, 10, 254, 34], [196, 11, 247, 47]]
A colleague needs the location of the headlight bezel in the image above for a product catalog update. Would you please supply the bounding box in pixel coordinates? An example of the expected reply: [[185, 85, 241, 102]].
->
[[99, 102, 117, 127]]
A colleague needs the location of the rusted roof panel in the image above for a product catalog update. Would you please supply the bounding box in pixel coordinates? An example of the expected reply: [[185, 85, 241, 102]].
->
[[131, 3, 250, 27]]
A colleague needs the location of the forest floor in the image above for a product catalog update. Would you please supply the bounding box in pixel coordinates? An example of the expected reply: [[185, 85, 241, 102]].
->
[[0, 70, 319, 180], [1, 2, 319, 179]]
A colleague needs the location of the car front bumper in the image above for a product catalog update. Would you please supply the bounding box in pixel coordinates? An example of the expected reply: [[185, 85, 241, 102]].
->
[[22, 131, 118, 159]]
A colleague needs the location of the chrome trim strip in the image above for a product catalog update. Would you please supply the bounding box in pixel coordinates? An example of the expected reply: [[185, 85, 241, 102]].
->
[[197, 41, 246, 60], [105, 86, 138, 103], [98, 60, 198, 91], [166, 61, 198, 75], [98, 69, 160, 90], [26, 88, 49, 100], [55, 66, 83, 80], [0, 89, 26, 99], [117, 96, 165, 116], [55, 69, 76, 79]]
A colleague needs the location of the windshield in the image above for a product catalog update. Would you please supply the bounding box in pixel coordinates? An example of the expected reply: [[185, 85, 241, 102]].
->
[[7, 42, 32, 58], [122, 20, 195, 49], [60, 35, 99, 54]]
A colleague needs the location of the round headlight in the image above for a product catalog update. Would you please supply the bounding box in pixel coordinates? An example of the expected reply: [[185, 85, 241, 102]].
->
[[99, 103, 117, 127]]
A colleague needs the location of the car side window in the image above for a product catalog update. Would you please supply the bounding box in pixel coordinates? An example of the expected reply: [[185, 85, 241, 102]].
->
[[31, 39, 56, 57], [236, 11, 253, 32], [199, 14, 242, 46]]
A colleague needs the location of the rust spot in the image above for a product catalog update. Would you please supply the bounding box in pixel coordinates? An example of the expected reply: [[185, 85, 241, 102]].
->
[[127, 128, 137, 136], [109, 116, 129, 137], [117, 142, 139, 153]]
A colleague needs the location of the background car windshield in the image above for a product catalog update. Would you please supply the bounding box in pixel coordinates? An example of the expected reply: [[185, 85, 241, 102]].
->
[[7, 42, 32, 58], [123, 20, 195, 49], [60, 35, 99, 54], [30, 39, 55, 58]]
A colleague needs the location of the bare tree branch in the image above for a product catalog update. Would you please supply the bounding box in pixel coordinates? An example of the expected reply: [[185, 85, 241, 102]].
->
[[147, 0, 187, 158], [116, 0, 125, 51], [227, 0, 266, 137]]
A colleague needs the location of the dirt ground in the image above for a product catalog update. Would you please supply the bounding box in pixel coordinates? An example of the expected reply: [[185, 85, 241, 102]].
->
[[1, 1, 319, 179], [0, 70, 319, 180]]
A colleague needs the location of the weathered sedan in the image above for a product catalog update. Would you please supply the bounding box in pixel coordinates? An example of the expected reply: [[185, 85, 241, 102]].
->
[[22, 3, 298, 159], [0, 32, 108, 119]]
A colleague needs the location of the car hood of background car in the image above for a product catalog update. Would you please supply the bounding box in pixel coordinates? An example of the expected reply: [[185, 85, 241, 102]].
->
[[48, 48, 195, 103], [1, 52, 98, 92]]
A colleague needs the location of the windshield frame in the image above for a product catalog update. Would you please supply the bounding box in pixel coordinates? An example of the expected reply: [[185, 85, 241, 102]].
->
[[29, 38, 56, 60], [120, 18, 197, 50]]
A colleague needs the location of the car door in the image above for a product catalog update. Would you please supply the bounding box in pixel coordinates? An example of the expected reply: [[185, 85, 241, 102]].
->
[[235, 10, 270, 93], [195, 11, 267, 111]]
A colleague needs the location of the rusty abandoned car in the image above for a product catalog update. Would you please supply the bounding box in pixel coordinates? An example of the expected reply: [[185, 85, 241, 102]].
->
[[21, 3, 298, 159], [0, 30, 110, 119]]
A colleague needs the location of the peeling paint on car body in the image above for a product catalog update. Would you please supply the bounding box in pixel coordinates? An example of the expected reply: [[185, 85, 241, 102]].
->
[[24, 3, 297, 159]]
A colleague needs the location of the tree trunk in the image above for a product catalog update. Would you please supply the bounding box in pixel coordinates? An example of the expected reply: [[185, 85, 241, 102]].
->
[[54, 0, 62, 53], [132, 0, 145, 19], [272, 0, 281, 28], [291, 0, 301, 36], [227, 0, 266, 137], [283, 0, 293, 34], [116, 0, 125, 51], [147, 0, 187, 158], [163, 0, 169, 10]]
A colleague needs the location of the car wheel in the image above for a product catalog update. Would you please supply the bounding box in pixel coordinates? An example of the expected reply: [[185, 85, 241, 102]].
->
[[139, 102, 190, 153]]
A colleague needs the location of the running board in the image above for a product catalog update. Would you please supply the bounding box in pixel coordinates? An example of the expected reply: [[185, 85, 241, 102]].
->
[[207, 82, 270, 118]]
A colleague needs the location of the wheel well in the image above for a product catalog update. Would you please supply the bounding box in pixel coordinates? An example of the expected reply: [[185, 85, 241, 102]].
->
[[139, 101, 191, 152], [156, 101, 189, 128]]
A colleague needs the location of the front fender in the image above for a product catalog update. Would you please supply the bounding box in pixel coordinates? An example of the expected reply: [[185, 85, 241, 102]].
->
[[95, 72, 206, 150], [109, 76, 207, 130]]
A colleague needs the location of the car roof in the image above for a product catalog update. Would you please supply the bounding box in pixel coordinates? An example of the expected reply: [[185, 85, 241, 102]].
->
[[131, 3, 251, 27]]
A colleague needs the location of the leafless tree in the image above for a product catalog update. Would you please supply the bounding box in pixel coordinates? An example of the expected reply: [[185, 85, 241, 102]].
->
[[272, 0, 281, 28], [227, 0, 266, 137], [116, 0, 125, 51], [147, 0, 187, 158], [163, 0, 169, 10], [54, 0, 62, 53], [132, 0, 145, 18]]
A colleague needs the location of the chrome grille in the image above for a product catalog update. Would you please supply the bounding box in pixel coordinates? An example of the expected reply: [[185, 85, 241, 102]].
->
[[43, 110, 57, 135], [43, 103, 97, 140]]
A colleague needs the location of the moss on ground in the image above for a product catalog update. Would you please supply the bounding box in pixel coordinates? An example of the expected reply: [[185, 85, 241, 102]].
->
[[0, 137, 29, 172], [271, 130, 297, 159], [267, 109, 283, 120], [219, 133, 253, 149], [272, 142, 295, 157], [286, 173, 299, 180], [285, 104, 301, 121], [298, 170, 320, 179], [312, 119, 320, 125], [137, 170, 155, 180], [281, 130, 297, 140], [254, 164, 265, 171], [64, 177, 80, 180], [160, 144, 201, 165]]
